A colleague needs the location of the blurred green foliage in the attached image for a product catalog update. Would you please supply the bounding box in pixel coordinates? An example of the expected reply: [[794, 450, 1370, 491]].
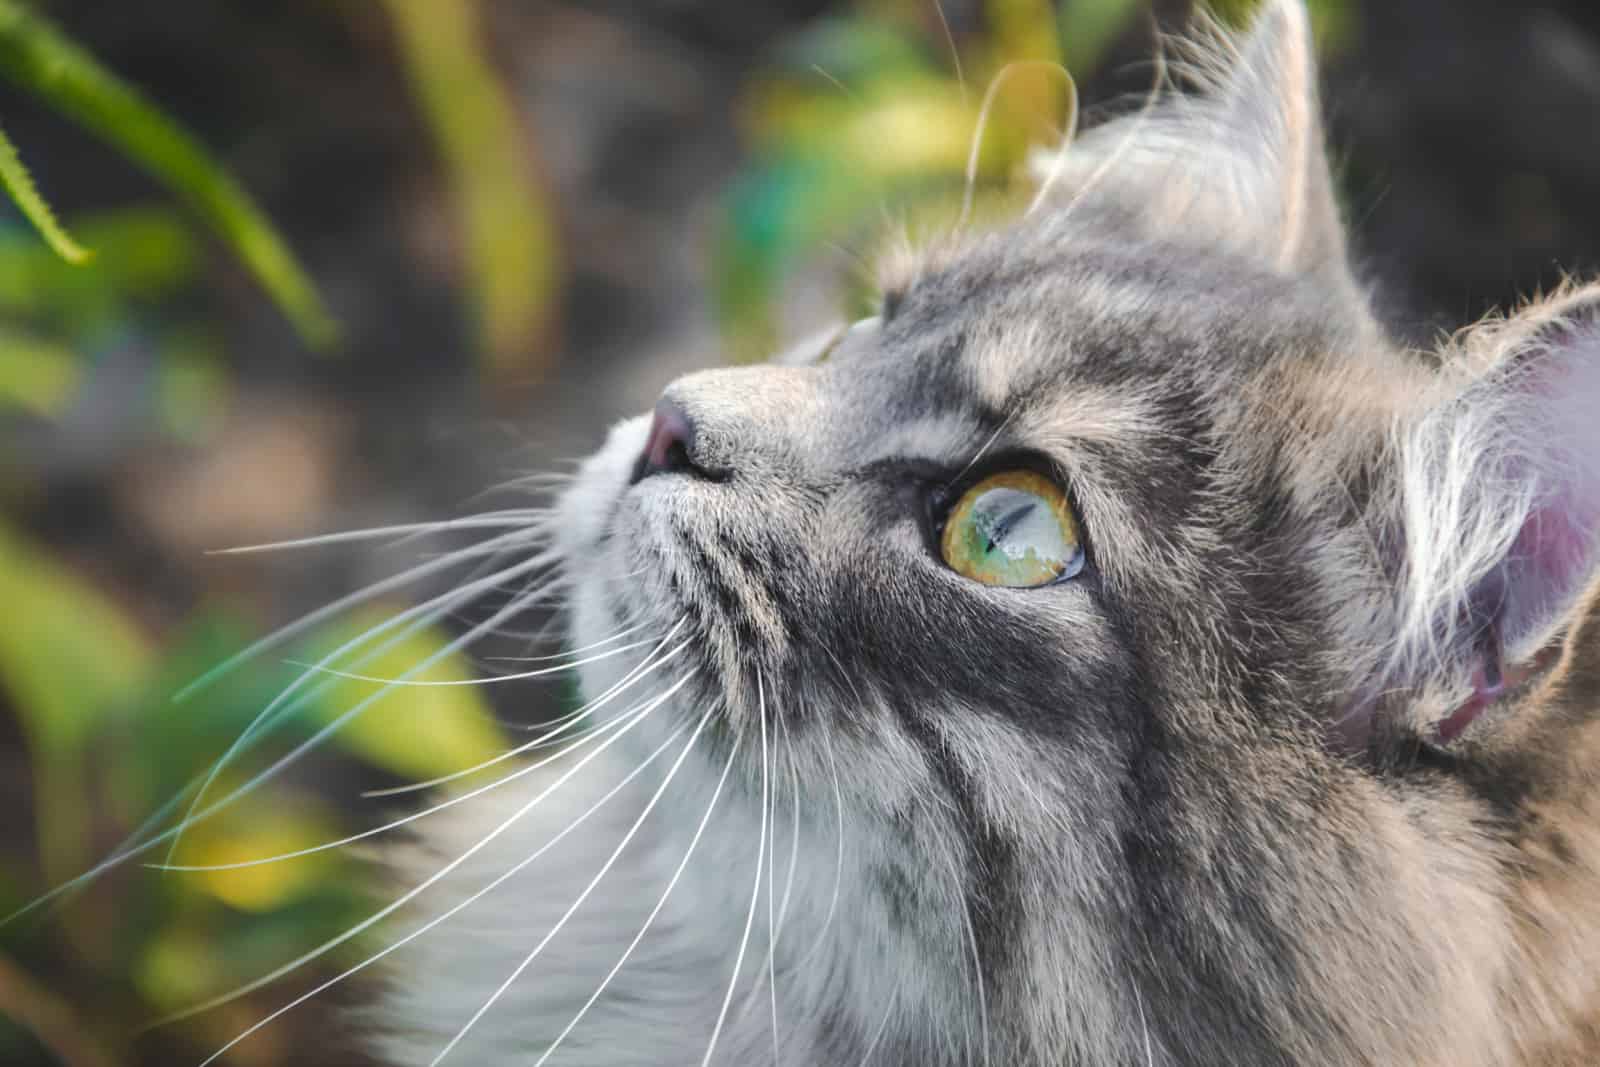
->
[[0, 0, 561, 380], [0, 0, 336, 349], [0, 0, 551, 1059], [0, 524, 507, 1061], [716, 0, 1092, 358], [386, 0, 559, 380], [0, 0, 1361, 1061], [714, 0, 1353, 358]]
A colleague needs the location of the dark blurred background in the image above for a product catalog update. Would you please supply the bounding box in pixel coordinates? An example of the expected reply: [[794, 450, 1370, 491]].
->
[[0, 0, 1596, 1063]]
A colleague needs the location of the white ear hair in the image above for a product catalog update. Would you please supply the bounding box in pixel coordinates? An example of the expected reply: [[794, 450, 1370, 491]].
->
[[1388, 283, 1600, 689], [1032, 0, 1349, 284], [1211, 0, 1332, 270]]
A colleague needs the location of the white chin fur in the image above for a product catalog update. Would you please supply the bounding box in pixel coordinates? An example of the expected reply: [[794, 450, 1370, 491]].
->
[[368, 412, 885, 1066]]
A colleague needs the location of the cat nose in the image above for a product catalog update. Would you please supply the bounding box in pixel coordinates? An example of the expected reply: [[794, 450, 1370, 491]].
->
[[630, 397, 716, 483]]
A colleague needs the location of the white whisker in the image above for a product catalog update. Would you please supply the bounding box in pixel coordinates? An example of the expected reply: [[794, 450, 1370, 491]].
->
[[361, 622, 690, 797], [429, 698, 719, 1065], [1135, 983, 1154, 1067], [1049, 29, 1169, 228], [700, 671, 770, 1067], [736, 691, 799, 1044], [174, 529, 552, 702], [933, 0, 966, 103], [484, 618, 652, 663], [2, 553, 559, 927], [164, 551, 560, 866], [946, 408, 1017, 493], [178, 672, 695, 1057], [960, 60, 1076, 230], [206, 513, 551, 556], [533, 711, 741, 1066], [460, 468, 576, 508], [962, 899, 990, 1067], [283, 634, 657, 688], [793, 723, 844, 974], [1025, 67, 1080, 215], [767, 684, 782, 1066], [147, 698, 647, 872], [817, 638, 865, 706], [810, 63, 860, 104], [856, 986, 898, 1066], [773, 705, 802, 942]]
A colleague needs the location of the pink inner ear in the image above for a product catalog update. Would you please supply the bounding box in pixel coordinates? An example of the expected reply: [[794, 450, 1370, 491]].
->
[[1434, 623, 1503, 744], [1496, 430, 1600, 664], [1507, 501, 1594, 623], [1431, 317, 1600, 743], [1435, 632, 1563, 744], [1490, 307, 1600, 655], [1436, 690, 1490, 744], [1371, 302, 1600, 750]]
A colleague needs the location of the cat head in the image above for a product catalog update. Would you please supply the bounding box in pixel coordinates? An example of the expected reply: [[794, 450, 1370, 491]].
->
[[556, 0, 1600, 1061]]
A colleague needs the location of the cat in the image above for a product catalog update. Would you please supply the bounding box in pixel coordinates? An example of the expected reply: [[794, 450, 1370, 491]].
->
[[341, 1, 1600, 1063]]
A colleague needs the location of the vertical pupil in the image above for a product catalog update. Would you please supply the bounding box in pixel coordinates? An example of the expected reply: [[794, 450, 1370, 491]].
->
[[975, 493, 1039, 555], [988, 501, 1036, 550], [940, 471, 1079, 588]]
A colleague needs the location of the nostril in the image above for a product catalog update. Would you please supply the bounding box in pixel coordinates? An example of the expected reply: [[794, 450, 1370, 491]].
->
[[645, 400, 693, 471], [631, 398, 710, 483], [657, 435, 691, 473]]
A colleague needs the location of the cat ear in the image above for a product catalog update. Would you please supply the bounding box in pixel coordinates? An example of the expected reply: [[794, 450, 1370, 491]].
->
[[1204, 0, 1345, 274], [1035, 0, 1349, 282], [1376, 284, 1600, 742]]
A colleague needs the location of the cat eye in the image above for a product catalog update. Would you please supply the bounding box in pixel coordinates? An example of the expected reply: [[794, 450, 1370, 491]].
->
[[939, 470, 1084, 587]]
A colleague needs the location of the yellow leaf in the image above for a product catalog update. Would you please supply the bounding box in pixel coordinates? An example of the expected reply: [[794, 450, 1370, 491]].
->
[[841, 87, 982, 180], [0, 0, 338, 347], [306, 608, 506, 784], [181, 794, 337, 913]]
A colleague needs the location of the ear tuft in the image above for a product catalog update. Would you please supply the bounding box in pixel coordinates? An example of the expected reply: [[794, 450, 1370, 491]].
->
[[1030, 0, 1349, 283], [1211, 0, 1333, 270]]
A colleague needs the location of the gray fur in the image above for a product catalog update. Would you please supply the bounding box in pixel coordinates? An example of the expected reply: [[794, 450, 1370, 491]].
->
[[370, 2, 1600, 1063]]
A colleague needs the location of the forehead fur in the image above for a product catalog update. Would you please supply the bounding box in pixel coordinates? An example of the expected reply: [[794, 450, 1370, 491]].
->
[[878, 218, 1385, 443], [371, 4, 1600, 1066]]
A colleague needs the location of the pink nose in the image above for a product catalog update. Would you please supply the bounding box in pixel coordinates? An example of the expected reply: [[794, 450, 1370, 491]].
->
[[630, 398, 696, 483]]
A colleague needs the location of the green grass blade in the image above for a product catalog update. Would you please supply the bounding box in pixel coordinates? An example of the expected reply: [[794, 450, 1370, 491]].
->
[[384, 0, 558, 378], [0, 119, 89, 264], [0, 0, 338, 348]]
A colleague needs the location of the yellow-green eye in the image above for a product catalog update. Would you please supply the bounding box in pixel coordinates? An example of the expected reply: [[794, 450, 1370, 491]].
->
[[940, 470, 1083, 587]]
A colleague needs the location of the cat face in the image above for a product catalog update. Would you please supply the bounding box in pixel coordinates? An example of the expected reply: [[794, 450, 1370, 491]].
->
[[549, 1, 1600, 1063]]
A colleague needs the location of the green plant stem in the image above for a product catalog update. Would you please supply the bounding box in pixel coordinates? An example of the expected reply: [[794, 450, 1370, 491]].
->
[[384, 0, 558, 379], [0, 119, 89, 263], [0, 0, 338, 348]]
